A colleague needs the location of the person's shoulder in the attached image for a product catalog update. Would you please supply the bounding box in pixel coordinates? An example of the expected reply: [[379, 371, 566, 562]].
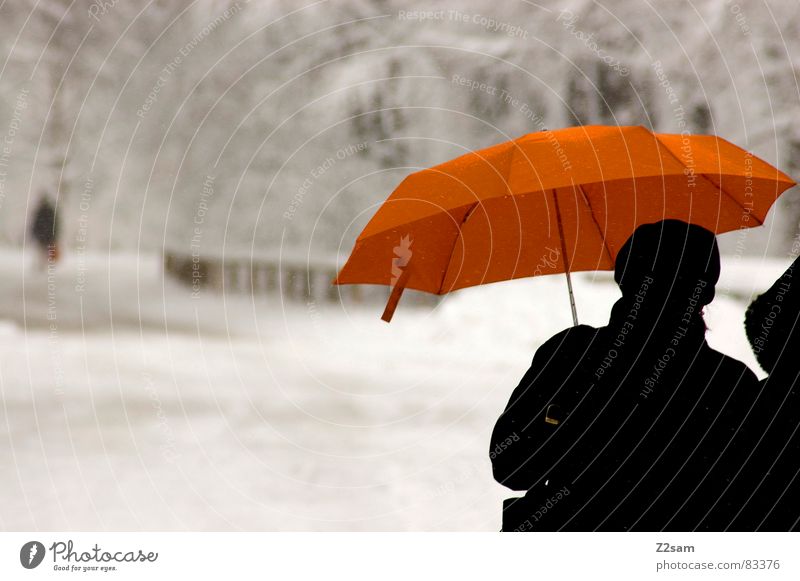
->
[[533, 324, 602, 360], [702, 343, 759, 384], [540, 324, 600, 347]]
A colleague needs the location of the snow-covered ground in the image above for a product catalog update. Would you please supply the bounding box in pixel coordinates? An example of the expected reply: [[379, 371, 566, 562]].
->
[[0, 245, 792, 531]]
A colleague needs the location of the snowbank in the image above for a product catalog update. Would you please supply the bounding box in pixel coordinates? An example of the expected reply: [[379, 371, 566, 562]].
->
[[0, 250, 785, 530]]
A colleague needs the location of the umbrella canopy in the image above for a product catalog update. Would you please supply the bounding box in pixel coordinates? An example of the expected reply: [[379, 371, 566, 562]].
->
[[334, 125, 795, 321]]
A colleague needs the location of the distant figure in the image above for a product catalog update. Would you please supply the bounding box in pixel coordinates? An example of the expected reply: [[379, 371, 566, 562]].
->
[[31, 197, 59, 265], [726, 255, 800, 530], [491, 220, 760, 531]]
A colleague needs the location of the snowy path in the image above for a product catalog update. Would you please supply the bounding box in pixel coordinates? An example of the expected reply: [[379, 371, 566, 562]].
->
[[0, 248, 789, 530]]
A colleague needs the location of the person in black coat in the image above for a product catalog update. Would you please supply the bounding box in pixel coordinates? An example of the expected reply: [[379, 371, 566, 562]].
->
[[720, 254, 800, 530], [491, 219, 761, 531], [31, 197, 59, 264]]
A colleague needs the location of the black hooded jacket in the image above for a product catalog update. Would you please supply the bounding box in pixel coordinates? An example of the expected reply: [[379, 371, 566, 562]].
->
[[491, 220, 761, 531], [723, 254, 800, 531]]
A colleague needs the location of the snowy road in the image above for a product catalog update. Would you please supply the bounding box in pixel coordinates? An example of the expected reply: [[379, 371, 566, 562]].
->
[[0, 248, 788, 530]]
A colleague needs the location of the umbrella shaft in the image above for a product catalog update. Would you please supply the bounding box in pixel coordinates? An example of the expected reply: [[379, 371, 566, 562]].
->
[[553, 190, 579, 326], [563, 269, 579, 326]]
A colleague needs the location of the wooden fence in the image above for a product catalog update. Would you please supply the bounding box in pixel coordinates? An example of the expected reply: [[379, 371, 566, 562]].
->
[[162, 250, 438, 308]]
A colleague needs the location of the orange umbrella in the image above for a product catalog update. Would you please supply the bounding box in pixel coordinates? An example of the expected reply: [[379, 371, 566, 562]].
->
[[334, 125, 796, 323]]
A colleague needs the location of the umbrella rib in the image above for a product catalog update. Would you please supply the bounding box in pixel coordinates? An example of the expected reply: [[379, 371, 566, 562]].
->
[[576, 183, 614, 264], [654, 136, 763, 226], [697, 172, 764, 226], [437, 201, 481, 295]]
